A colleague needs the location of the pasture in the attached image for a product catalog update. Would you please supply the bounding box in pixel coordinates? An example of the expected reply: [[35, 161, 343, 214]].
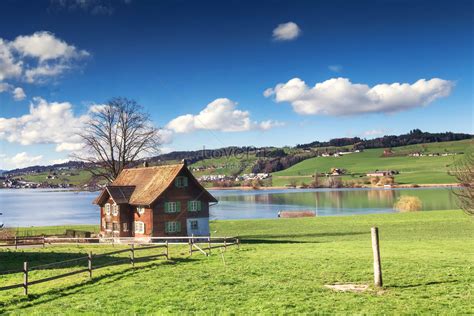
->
[[0, 210, 472, 314]]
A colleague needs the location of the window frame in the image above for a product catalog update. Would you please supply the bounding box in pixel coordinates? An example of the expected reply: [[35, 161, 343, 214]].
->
[[134, 221, 145, 234], [175, 176, 188, 188], [104, 203, 111, 216], [190, 219, 198, 230], [165, 221, 181, 234], [105, 221, 113, 231], [112, 204, 119, 216], [164, 201, 180, 213], [188, 200, 201, 212], [112, 222, 120, 232], [123, 222, 129, 232]]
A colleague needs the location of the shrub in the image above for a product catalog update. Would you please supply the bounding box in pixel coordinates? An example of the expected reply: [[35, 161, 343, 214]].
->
[[394, 196, 423, 212], [378, 176, 395, 186], [370, 176, 380, 185], [300, 182, 309, 188]]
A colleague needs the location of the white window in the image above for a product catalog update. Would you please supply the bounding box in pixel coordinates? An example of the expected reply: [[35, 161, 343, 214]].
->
[[190, 220, 198, 230], [123, 222, 129, 232], [165, 221, 181, 233], [188, 200, 201, 212], [134, 221, 145, 234], [112, 204, 119, 216], [137, 206, 145, 215], [104, 203, 111, 215], [164, 202, 180, 213]]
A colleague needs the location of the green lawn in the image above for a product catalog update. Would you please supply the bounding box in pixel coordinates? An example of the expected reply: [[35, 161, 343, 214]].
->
[[272, 139, 473, 186], [0, 210, 472, 314]]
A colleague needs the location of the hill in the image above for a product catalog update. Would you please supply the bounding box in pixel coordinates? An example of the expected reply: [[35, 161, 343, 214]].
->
[[272, 139, 473, 186]]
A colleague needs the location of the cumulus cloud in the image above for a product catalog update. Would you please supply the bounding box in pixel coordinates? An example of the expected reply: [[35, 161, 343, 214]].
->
[[264, 77, 454, 116], [0, 97, 88, 152], [0, 31, 89, 99], [12, 87, 26, 101], [0, 152, 43, 170], [272, 22, 301, 41], [166, 98, 284, 133]]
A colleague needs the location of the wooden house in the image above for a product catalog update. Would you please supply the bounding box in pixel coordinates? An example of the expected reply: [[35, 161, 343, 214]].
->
[[93, 161, 217, 238]]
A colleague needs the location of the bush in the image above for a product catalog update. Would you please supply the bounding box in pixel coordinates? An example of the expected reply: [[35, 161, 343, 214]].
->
[[394, 196, 423, 212], [0, 228, 15, 239], [378, 176, 395, 186]]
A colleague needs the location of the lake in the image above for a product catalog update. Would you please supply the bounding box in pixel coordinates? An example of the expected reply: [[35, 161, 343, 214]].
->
[[0, 187, 459, 227]]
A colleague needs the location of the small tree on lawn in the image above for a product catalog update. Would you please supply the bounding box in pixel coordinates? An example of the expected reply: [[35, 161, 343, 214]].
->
[[75, 97, 162, 182], [451, 152, 474, 216]]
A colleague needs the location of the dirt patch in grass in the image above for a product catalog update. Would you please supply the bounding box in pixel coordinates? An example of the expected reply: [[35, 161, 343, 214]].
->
[[324, 283, 369, 293]]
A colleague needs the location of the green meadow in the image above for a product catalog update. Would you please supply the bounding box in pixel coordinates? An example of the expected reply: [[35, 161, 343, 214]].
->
[[0, 210, 472, 314], [272, 139, 473, 186]]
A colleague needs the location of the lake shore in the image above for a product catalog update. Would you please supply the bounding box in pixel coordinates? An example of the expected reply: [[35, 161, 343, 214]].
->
[[208, 183, 460, 191]]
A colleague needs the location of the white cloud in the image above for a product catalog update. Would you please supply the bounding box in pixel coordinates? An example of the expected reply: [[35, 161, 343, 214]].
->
[[264, 77, 454, 116], [0, 31, 89, 99], [363, 129, 386, 136], [166, 98, 284, 133], [12, 31, 89, 62], [0, 152, 43, 170], [157, 128, 174, 144], [12, 87, 26, 101], [272, 22, 301, 41], [50, 158, 70, 165], [328, 65, 343, 73], [0, 97, 88, 152], [258, 120, 286, 130]]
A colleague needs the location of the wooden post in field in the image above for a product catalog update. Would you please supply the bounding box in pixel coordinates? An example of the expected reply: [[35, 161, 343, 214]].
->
[[208, 236, 211, 255], [88, 252, 92, 279], [23, 261, 28, 295], [130, 243, 135, 267], [15, 236, 18, 250], [371, 227, 383, 287], [236, 238, 240, 249], [224, 236, 227, 252], [189, 238, 192, 256], [165, 240, 169, 260]]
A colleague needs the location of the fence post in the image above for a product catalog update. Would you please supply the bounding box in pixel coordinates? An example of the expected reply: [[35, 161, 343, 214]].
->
[[88, 251, 92, 279], [42, 235, 45, 248], [371, 227, 383, 287], [224, 236, 227, 252], [23, 261, 28, 295], [208, 236, 211, 255], [165, 240, 169, 260], [15, 236, 18, 250], [130, 243, 135, 267], [189, 238, 193, 256], [236, 237, 240, 249]]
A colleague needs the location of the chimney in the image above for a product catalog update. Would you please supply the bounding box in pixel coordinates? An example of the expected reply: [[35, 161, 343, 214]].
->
[[181, 159, 187, 167], [143, 161, 149, 167]]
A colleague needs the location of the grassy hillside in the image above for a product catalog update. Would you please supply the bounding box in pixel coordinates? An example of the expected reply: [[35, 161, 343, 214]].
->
[[0, 210, 472, 314], [272, 139, 473, 186]]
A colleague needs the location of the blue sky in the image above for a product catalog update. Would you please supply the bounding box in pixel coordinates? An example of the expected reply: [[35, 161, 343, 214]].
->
[[0, 0, 472, 169]]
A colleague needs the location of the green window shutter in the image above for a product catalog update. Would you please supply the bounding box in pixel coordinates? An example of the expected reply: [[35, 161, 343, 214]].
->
[[176, 222, 181, 232], [164, 202, 169, 213], [183, 177, 188, 187], [176, 201, 181, 212], [187, 201, 191, 211], [165, 222, 169, 233], [175, 178, 180, 188], [197, 200, 202, 211]]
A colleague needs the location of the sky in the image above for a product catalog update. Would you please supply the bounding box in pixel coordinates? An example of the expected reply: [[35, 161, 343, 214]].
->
[[0, 0, 472, 170]]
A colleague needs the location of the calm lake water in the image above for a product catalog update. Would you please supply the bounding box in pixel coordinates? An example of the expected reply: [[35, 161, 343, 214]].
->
[[0, 187, 459, 227]]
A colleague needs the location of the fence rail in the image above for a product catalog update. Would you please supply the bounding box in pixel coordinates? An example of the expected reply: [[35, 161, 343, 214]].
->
[[0, 236, 239, 295]]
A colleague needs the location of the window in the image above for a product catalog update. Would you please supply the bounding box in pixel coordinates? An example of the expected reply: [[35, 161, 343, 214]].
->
[[134, 221, 145, 234], [106, 222, 112, 231], [190, 219, 198, 230], [112, 204, 119, 216], [102, 218, 106, 229], [137, 206, 145, 215], [123, 222, 129, 232], [112, 222, 120, 232], [165, 221, 181, 234], [164, 201, 181, 213], [175, 176, 188, 188], [104, 203, 111, 215], [188, 200, 201, 212]]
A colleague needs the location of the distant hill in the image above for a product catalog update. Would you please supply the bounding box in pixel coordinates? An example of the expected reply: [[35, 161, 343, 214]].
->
[[3, 130, 472, 180]]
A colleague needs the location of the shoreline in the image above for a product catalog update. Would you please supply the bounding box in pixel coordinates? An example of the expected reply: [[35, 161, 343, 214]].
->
[[207, 183, 460, 191]]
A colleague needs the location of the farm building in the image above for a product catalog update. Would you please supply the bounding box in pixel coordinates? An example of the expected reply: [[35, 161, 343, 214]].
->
[[366, 170, 399, 177], [94, 161, 217, 238]]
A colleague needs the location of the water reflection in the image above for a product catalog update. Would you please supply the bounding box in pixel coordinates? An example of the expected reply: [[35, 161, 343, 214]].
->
[[0, 187, 458, 226]]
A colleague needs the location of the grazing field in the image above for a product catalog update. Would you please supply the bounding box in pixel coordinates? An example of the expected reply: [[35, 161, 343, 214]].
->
[[0, 210, 472, 314], [272, 139, 473, 186]]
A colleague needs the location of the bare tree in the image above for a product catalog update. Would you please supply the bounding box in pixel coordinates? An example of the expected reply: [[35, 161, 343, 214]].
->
[[74, 97, 162, 182], [451, 152, 474, 216]]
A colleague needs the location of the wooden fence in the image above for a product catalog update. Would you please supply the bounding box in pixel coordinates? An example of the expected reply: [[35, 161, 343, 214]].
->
[[0, 236, 238, 295]]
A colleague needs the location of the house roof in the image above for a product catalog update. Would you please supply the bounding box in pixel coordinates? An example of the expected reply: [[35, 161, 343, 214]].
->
[[94, 163, 217, 206]]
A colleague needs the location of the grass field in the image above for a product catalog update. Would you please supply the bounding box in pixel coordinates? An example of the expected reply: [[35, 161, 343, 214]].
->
[[272, 139, 473, 186], [0, 210, 472, 314]]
